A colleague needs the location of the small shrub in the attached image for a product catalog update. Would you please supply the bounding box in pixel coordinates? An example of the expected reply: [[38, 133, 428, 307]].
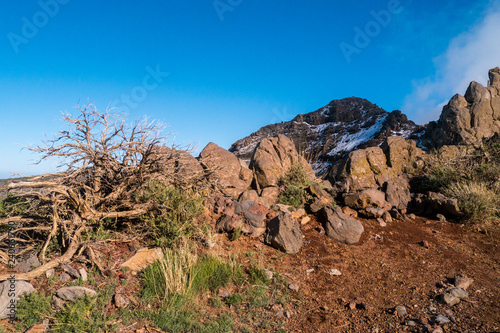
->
[[230, 227, 243, 241], [277, 185, 303, 208], [136, 181, 204, 247], [15, 292, 51, 331], [443, 181, 500, 222], [225, 293, 245, 306], [279, 164, 309, 187], [248, 266, 271, 286]]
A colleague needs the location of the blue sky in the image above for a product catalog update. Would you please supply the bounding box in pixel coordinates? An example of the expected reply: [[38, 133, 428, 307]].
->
[[1, 0, 499, 178]]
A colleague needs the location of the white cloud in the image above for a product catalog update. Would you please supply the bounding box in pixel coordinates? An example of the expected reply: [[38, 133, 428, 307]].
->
[[402, 2, 500, 125]]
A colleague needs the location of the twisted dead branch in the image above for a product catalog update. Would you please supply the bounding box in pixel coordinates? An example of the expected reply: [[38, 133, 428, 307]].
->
[[0, 104, 210, 281]]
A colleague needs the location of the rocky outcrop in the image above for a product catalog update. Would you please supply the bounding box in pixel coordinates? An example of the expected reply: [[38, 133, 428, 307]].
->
[[250, 134, 315, 189], [265, 212, 303, 254], [336, 136, 424, 211], [319, 206, 364, 245], [198, 142, 253, 197], [421, 67, 500, 149]]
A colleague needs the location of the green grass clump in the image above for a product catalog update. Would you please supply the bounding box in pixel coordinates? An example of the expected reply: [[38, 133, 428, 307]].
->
[[15, 292, 51, 331], [418, 137, 500, 225], [247, 285, 269, 308], [16, 286, 117, 333], [225, 293, 245, 307], [193, 255, 244, 292], [248, 266, 271, 286], [443, 181, 499, 222], [277, 185, 303, 208], [277, 163, 314, 209]]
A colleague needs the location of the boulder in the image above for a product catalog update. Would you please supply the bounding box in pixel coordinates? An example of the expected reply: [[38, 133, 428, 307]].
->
[[260, 187, 280, 207], [250, 134, 315, 188], [150, 146, 205, 184], [215, 214, 244, 233], [0, 280, 36, 319], [199, 142, 252, 197], [307, 183, 333, 205], [120, 248, 163, 275], [265, 213, 303, 254], [234, 201, 269, 237], [15, 256, 40, 273], [319, 206, 364, 245], [239, 190, 269, 207], [385, 178, 411, 210], [344, 189, 390, 211], [56, 286, 97, 301], [336, 136, 423, 213], [410, 192, 463, 218]]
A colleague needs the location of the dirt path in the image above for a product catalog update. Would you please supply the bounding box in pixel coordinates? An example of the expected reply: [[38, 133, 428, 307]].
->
[[251, 216, 500, 332]]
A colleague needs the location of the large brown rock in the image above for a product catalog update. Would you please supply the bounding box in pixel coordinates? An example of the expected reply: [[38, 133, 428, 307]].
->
[[199, 142, 252, 197], [343, 189, 390, 211], [338, 137, 422, 193], [250, 134, 315, 188], [150, 146, 205, 184], [265, 212, 303, 254], [319, 206, 364, 245], [410, 192, 463, 218]]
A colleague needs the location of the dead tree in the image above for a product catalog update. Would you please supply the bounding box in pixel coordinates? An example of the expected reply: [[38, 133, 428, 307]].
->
[[0, 104, 201, 281]]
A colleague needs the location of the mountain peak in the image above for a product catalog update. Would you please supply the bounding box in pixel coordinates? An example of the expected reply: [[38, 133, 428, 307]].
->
[[230, 97, 420, 176]]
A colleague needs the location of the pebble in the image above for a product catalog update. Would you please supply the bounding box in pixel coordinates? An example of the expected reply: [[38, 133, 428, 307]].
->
[[434, 314, 450, 324], [78, 267, 88, 282], [428, 306, 437, 312], [51, 296, 65, 309], [285, 310, 292, 318], [419, 240, 430, 249], [59, 272, 72, 282], [114, 293, 130, 308], [46, 268, 55, 279], [62, 264, 81, 279], [262, 268, 274, 280], [454, 274, 474, 290], [406, 320, 417, 327], [288, 284, 299, 292], [395, 305, 407, 316], [436, 214, 446, 222], [328, 269, 342, 276], [377, 218, 387, 227], [306, 268, 315, 275]]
